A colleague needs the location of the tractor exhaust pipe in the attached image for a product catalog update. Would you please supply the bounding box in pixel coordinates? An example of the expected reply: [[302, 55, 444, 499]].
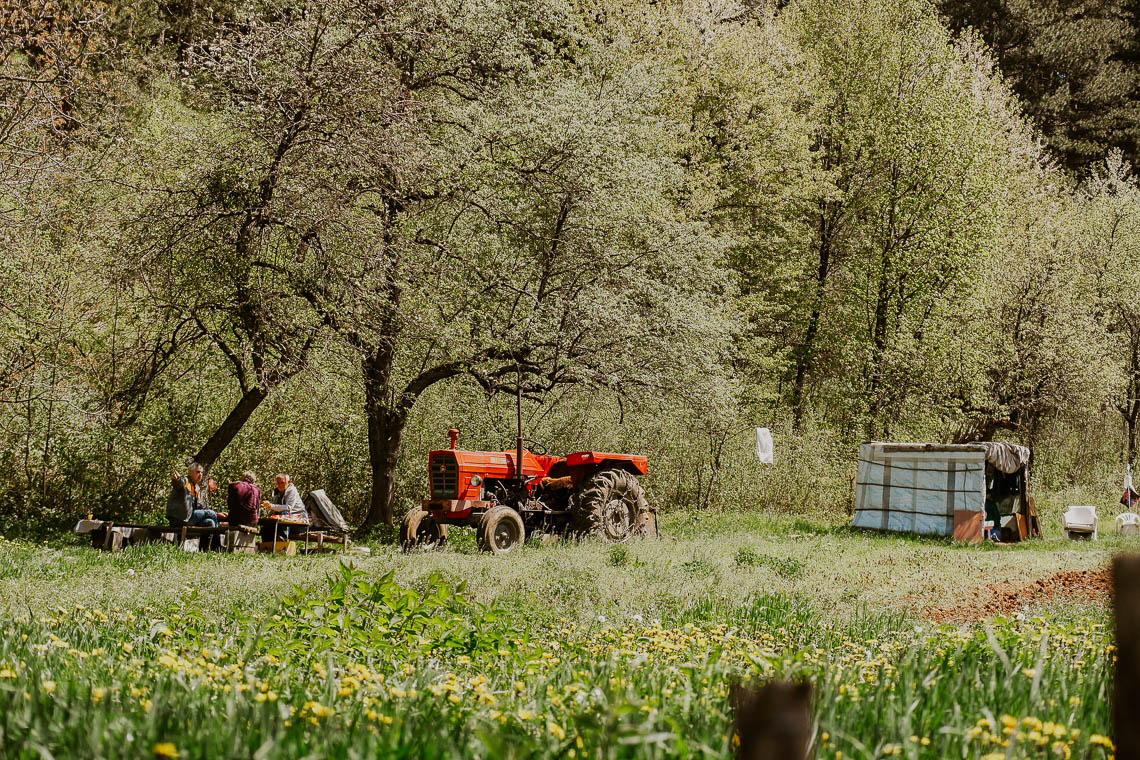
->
[[516, 365, 524, 489]]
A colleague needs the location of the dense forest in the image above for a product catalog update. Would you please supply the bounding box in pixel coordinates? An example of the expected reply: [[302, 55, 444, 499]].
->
[[2, 0, 1139, 533]]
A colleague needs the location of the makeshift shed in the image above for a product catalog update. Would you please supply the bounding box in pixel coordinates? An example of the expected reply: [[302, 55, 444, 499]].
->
[[852, 442, 1039, 542]]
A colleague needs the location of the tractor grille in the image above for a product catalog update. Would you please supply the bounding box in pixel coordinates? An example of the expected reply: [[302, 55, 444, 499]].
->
[[429, 453, 459, 500]]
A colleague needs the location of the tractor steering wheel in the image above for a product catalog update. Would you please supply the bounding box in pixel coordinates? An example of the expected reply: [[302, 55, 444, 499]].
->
[[526, 440, 548, 457]]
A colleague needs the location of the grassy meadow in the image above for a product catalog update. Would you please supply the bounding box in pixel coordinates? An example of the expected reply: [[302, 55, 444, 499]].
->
[[0, 512, 1121, 759]]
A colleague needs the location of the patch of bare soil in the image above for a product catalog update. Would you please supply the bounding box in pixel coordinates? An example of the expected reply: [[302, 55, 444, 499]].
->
[[923, 568, 1112, 623]]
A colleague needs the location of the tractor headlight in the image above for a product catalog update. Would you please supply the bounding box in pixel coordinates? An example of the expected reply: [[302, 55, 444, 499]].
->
[[470, 475, 483, 486]]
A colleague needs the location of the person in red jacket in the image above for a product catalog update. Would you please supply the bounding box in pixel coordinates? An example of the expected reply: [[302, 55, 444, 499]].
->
[[226, 471, 261, 527]]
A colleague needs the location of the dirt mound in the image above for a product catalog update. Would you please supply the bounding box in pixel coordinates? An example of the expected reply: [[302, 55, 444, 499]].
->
[[924, 568, 1111, 623]]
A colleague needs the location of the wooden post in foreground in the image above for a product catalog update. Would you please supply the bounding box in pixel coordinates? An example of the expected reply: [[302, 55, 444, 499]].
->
[[731, 681, 812, 760], [1114, 556, 1140, 760]]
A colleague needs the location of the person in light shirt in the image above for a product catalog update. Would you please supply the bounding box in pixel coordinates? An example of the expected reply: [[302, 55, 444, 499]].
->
[[261, 473, 309, 542]]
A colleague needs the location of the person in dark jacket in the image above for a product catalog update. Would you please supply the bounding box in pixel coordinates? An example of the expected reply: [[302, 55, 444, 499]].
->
[[166, 462, 218, 528], [226, 471, 261, 527]]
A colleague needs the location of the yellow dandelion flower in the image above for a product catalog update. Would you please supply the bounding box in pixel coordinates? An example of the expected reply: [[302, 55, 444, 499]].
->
[[153, 742, 178, 758], [1090, 735, 1115, 750], [305, 701, 334, 718]]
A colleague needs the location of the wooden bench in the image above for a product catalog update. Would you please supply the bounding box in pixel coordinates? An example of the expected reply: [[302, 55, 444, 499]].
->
[[73, 520, 260, 553]]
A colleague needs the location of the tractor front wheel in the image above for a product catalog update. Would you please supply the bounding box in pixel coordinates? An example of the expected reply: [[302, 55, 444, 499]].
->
[[400, 509, 448, 552], [572, 469, 650, 542], [477, 505, 525, 555]]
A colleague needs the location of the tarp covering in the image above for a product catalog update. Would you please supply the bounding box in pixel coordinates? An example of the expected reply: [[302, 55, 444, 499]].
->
[[982, 442, 1031, 474], [852, 443, 986, 538], [304, 489, 351, 533]]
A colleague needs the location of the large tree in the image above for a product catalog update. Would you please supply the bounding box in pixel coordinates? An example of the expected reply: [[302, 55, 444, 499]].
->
[[937, 0, 1140, 173], [776, 0, 1018, 437], [120, 0, 421, 469], [126, 0, 730, 527], [298, 35, 732, 529], [1080, 152, 1140, 460]]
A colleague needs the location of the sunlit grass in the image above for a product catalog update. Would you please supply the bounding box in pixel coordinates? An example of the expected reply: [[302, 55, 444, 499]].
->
[[0, 514, 1123, 758]]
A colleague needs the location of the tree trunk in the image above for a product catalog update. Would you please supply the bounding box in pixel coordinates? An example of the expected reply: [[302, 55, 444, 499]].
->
[[866, 249, 893, 439], [1129, 414, 1137, 467], [360, 349, 406, 530], [1126, 337, 1140, 466], [194, 386, 269, 469], [363, 401, 406, 531], [791, 212, 833, 430]]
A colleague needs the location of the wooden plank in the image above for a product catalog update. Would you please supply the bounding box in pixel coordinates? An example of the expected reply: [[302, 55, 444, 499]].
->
[[257, 541, 297, 555], [878, 443, 986, 454], [1115, 556, 1140, 760]]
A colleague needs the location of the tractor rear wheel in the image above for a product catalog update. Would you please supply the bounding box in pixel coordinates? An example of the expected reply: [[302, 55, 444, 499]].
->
[[400, 509, 447, 552], [572, 468, 650, 542], [476, 505, 525, 554]]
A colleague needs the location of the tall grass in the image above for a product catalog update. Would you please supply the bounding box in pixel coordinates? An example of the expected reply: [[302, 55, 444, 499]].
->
[[0, 550, 1113, 759]]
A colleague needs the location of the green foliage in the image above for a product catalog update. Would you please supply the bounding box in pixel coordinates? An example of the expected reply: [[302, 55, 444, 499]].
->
[[607, 545, 631, 567], [0, 534, 1116, 759], [263, 563, 525, 660], [733, 548, 804, 578], [1, 0, 1140, 534], [939, 0, 1140, 172], [733, 546, 761, 566]]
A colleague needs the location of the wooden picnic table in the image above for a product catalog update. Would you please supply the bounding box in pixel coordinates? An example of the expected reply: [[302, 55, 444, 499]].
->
[[75, 517, 351, 555], [74, 520, 260, 553], [259, 517, 349, 554]]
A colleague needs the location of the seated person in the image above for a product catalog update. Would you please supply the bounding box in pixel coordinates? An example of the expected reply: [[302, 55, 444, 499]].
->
[[226, 471, 261, 527], [166, 462, 219, 528], [260, 473, 310, 542], [985, 469, 1021, 541]]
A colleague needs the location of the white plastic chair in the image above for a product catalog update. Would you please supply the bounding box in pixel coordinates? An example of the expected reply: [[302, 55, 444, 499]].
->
[[1062, 506, 1098, 540], [1116, 512, 1140, 536]]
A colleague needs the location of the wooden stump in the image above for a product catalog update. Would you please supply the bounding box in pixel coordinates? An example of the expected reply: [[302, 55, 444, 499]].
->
[[1115, 556, 1140, 760], [731, 681, 813, 760], [226, 529, 258, 554]]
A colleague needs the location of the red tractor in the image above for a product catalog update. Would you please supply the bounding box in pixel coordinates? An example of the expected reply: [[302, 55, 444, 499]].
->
[[401, 428, 654, 554]]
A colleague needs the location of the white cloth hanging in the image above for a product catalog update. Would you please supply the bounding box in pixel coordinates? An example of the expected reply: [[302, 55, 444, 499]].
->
[[755, 428, 774, 464]]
